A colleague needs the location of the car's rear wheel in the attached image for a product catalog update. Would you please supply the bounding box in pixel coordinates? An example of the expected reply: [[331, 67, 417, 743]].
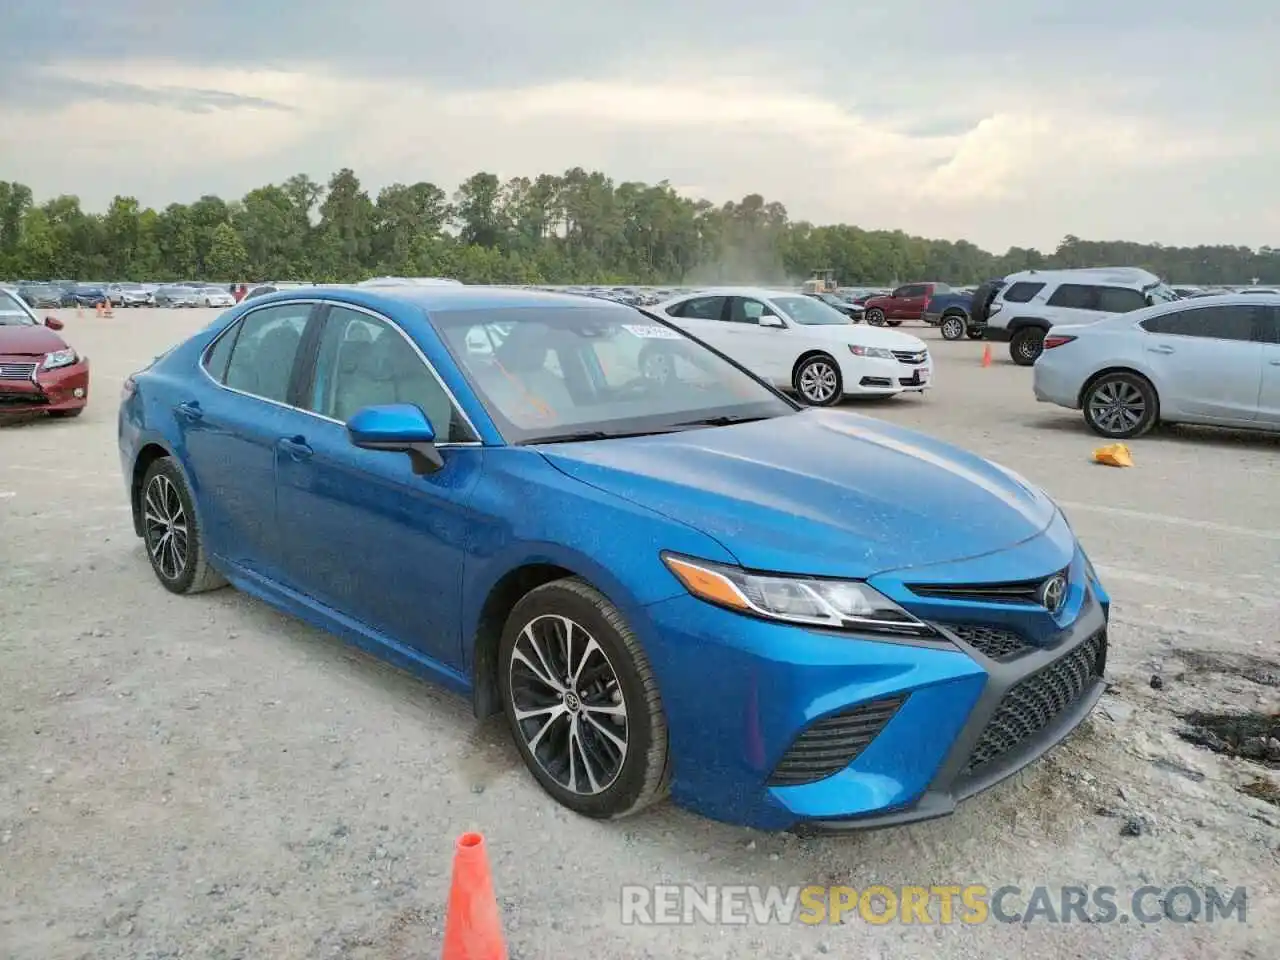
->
[[865, 308, 885, 326], [499, 578, 670, 819], [1082, 371, 1159, 439], [140, 457, 226, 595], [1009, 327, 1045, 366], [940, 314, 966, 340], [794, 354, 843, 406]]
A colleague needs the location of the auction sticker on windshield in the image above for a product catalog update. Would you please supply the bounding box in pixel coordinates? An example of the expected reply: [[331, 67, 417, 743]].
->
[[623, 324, 684, 339]]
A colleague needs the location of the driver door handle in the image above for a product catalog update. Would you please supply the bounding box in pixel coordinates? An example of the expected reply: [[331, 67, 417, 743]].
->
[[278, 436, 313, 461]]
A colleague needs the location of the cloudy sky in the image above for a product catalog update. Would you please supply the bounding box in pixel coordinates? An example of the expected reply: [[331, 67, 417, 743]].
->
[[3, 1, 1275, 252]]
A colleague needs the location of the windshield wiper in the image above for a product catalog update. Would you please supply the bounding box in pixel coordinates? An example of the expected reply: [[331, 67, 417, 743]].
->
[[670, 415, 772, 428], [524, 425, 695, 445]]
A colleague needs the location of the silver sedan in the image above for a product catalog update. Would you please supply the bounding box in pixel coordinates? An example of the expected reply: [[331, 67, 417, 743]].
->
[[1033, 293, 1280, 438]]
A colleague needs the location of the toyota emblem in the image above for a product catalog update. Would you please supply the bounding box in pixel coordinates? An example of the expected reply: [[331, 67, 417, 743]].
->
[[1039, 573, 1068, 613]]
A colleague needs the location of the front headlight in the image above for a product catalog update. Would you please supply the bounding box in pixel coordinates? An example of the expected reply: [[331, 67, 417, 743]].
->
[[42, 348, 78, 370], [849, 344, 896, 360], [662, 554, 931, 635]]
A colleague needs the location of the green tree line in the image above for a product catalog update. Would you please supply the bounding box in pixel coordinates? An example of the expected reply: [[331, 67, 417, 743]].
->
[[1, 170, 1277, 286]]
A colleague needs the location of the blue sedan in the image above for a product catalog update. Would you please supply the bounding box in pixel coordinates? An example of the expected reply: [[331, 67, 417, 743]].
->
[[118, 286, 1110, 831]]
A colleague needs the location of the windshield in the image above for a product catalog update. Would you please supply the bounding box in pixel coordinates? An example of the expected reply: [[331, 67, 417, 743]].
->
[[772, 295, 853, 325], [1145, 283, 1180, 304], [432, 305, 795, 443], [0, 290, 37, 325]]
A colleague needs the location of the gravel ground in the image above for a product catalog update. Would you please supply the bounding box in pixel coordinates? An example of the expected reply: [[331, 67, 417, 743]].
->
[[2, 307, 1277, 959]]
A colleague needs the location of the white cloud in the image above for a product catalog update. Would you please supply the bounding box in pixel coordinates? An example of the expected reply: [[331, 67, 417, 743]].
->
[[1, 56, 1275, 252]]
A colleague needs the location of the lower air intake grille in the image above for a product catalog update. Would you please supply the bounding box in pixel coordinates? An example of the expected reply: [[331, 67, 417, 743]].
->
[[948, 624, 1033, 661], [964, 630, 1106, 774], [767, 695, 906, 787]]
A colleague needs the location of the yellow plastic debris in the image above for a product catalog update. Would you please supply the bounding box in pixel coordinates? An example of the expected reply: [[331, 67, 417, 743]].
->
[[1092, 443, 1133, 468]]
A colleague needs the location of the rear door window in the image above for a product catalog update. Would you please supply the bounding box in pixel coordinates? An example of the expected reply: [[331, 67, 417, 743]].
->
[[217, 304, 314, 403], [1045, 284, 1100, 310]]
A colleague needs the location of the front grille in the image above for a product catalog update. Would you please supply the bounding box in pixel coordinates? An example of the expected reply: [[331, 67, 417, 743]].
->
[[767, 695, 906, 786], [948, 624, 1033, 661], [0, 362, 38, 381], [893, 350, 927, 365], [963, 630, 1106, 774], [908, 567, 1069, 606]]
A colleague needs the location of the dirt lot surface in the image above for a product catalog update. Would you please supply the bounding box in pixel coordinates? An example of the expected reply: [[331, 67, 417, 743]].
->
[[2, 307, 1277, 959]]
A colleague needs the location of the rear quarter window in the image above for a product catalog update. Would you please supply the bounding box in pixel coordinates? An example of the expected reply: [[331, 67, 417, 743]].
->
[[1001, 281, 1045, 303]]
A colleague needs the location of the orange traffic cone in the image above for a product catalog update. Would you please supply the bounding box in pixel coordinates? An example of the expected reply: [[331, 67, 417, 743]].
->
[[981, 344, 992, 367], [441, 833, 508, 960]]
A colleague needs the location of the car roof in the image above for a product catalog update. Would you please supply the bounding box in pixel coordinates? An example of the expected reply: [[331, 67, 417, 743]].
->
[[256, 283, 647, 315], [1003, 266, 1162, 287]]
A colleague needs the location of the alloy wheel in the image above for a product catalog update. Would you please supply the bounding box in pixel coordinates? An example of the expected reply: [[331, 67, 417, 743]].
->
[[798, 360, 839, 404], [143, 474, 188, 581], [1088, 380, 1146, 435], [508, 614, 628, 796], [941, 316, 964, 340]]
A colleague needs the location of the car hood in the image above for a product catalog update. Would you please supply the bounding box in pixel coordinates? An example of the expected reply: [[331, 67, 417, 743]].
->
[[0, 324, 67, 355], [540, 409, 1057, 579], [796, 324, 927, 350]]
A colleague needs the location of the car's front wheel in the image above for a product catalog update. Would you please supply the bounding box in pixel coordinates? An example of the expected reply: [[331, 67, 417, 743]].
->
[[499, 578, 670, 819], [940, 314, 966, 340], [1082, 371, 1159, 439], [139, 457, 226, 595], [1009, 327, 1045, 365], [865, 308, 885, 326], [794, 354, 843, 406]]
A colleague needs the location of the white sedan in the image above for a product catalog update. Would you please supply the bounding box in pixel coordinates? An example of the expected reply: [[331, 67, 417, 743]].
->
[[197, 286, 237, 308], [649, 287, 932, 405], [1033, 292, 1280, 438]]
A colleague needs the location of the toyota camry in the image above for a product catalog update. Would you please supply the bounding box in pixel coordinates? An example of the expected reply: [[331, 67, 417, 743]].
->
[[118, 286, 1109, 830]]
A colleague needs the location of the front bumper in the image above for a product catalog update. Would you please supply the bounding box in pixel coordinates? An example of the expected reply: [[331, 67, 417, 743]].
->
[[637, 521, 1108, 831], [0, 359, 90, 413], [838, 354, 933, 395]]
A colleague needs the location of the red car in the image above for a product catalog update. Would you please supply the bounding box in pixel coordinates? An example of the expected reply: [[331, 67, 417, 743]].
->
[[0, 289, 90, 418], [862, 282, 951, 327]]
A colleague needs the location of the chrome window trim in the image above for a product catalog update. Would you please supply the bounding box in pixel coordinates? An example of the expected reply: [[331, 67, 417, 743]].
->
[[197, 297, 484, 448]]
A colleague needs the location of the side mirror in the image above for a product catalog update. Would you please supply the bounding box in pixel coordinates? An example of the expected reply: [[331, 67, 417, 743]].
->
[[44, 316, 64, 330], [759, 313, 785, 328], [347, 403, 444, 475]]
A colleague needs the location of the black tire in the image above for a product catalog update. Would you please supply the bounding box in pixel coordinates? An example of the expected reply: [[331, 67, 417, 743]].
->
[[940, 314, 966, 340], [966, 327, 984, 340], [139, 457, 226, 595], [865, 308, 885, 326], [498, 577, 670, 819], [793, 353, 843, 406], [47, 408, 84, 419], [1009, 327, 1046, 366], [1082, 371, 1159, 439]]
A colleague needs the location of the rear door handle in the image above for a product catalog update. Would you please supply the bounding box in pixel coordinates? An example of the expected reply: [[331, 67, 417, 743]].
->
[[279, 436, 313, 461], [1270, 359, 1280, 366], [175, 400, 203, 422], [1146, 345, 1175, 355]]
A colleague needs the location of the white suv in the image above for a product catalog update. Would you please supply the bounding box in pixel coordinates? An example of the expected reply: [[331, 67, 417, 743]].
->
[[983, 267, 1180, 365]]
